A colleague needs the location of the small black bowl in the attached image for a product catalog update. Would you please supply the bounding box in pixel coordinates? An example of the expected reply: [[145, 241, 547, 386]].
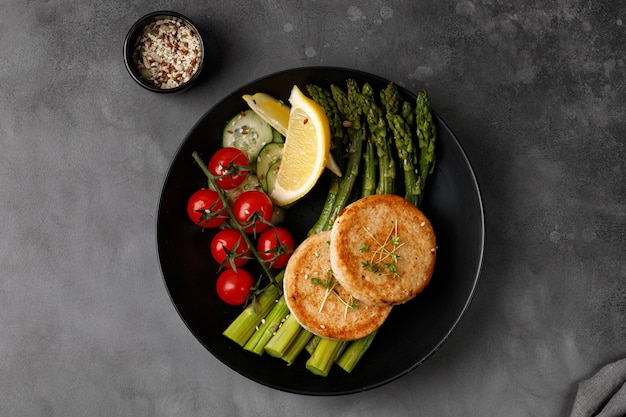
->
[[124, 11, 204, 94]]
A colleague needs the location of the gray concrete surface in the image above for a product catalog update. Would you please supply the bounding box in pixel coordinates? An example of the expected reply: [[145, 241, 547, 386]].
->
[[1, 0, 624, 415]]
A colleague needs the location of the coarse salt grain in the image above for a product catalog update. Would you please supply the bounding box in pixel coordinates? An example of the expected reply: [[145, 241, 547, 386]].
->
[[132, 18, 201, 89]]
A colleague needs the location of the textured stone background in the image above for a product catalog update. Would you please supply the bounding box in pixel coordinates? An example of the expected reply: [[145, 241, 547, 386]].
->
[[0, 0, 624, 415]]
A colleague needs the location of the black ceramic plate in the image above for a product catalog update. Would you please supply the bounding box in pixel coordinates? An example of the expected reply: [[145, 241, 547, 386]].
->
[[156, 66, 484, 395]]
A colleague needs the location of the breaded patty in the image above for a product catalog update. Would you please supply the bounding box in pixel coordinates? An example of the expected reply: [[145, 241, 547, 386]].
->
[[283, 231, 392, 341], [329, 194, 437, 306]]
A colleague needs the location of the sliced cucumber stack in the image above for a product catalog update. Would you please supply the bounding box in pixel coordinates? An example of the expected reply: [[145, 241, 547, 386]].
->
[[222, 110, 273, 162]]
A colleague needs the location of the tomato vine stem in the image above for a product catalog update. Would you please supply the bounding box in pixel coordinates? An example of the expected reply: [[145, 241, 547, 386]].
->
[[192, 151, 280, 291]]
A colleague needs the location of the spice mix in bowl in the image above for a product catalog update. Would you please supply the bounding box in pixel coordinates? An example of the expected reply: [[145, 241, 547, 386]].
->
[[124, 11, 204, 93]]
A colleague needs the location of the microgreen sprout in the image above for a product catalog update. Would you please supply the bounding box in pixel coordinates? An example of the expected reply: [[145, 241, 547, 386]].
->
[[360, 219, 404, 278], [311, 270, 359, 316], [336, 294, 359, 319]]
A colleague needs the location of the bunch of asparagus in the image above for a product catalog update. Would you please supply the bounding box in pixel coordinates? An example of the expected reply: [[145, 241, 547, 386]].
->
[[222, 79, 436, 376]]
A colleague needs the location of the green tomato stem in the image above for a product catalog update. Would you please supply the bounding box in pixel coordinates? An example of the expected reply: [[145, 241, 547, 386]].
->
[[192, 151, 279, 289]]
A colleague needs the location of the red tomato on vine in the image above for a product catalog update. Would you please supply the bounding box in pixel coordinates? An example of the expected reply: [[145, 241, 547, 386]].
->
[[210, 229, 251, 269], [186, 189, 227, 228], [232, 190, 274, 234], [216, 268, 255, 306], [207, 147, 249, 190], [256, 227, 295, 269]]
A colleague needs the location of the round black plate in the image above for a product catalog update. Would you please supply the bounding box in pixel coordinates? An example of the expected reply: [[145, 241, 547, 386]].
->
[[156, 66, 484, 395]]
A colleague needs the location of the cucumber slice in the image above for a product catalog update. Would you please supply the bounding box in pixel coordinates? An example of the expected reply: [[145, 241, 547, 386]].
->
[[256, 143, 284, 192], [223, 110, 273, 162], [272, 128, 285, 144], [225, 173, 262, 205], [265, 159, 281, 196]]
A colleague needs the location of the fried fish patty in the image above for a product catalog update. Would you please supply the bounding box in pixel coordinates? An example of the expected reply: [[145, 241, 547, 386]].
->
[[283, 231, 392, 341], [329, 194, 436, 306]]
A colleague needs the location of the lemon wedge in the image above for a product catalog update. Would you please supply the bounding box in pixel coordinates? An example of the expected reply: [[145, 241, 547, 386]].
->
[[242, 93, 290, 136], [269, 85, 331, 206], [243, 91, 342, 177]]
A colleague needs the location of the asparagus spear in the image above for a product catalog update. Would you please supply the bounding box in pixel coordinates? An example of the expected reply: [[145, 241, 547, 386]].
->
[[361, 139, 376, 197], [415, 90, 436, 206], [306, 85, 345, 236], [307, 84, 345, 143], [336, 330, 377, 373], [352, 84, 377, 197], [243, 295, 289, 354], [380, 83, 420, 206], [281, 327, 314, 365], [306, 339, 347, 377], [326, 80, 365, 225], [264, 312, 303, 358], [305, 335, 321, 355], [222, 270, 285, 346], [402, 100, 415, 127], [361, 82, 395, 195]]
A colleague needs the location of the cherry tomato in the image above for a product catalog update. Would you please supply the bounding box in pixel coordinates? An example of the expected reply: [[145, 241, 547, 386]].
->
[[186, 189, 227, 228], [216, 268, 255, 306], [208, 147, 249, 190], [232, 190, 274, 234], [256, 227, 296, 269], [210, 229, 251, 269]]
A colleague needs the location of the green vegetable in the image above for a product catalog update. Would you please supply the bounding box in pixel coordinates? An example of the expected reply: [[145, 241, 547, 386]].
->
[[361, 139, 376, 197], [281, 328, 314, 365], [222, 271, 285, 346], [306, 84, 345, 144], [305, 338, 347, 377], [326, 80, 365, 226], [402, 100, 415, 127], [380, 82, 420, 206], [307, 177, 340, 236], [267, 82, 369, 372], [415, 90, 436, 206], [243, 296, 290, 354], [256, 142, 284, 193], [361, 82, 396, 195], [306, 84, 346, 236], [336, 330, 377, 373], [264, 312, 303, 358], [222, 109, 273, 163], [265, 314, 312, 360], [305, 335, 321, 355]]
